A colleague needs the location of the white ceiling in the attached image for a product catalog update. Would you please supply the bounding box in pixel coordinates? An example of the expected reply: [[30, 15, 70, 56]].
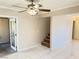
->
[[0, 0, 79, 11]]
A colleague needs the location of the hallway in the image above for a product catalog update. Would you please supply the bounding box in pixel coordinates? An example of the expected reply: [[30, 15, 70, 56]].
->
[[69, 40, 79, 59]]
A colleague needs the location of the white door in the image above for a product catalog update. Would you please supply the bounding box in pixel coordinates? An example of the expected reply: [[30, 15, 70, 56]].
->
[[9, 18, 17, 51]]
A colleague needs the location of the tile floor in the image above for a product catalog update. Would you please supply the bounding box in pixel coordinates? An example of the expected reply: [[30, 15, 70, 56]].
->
[[2, 46, 51, 59], [68, 40, 79, 59], [0, 43, 15, 58], [0, 47, 15, 57], [0, 40, 79, 59]]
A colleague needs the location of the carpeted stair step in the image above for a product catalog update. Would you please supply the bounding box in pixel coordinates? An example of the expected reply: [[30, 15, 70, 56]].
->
[[42, 41, 50, 48], [44, 39, 50, 43]]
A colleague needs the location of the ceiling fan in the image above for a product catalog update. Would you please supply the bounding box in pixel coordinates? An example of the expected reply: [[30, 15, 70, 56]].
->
[[12, 0, 50, 15]]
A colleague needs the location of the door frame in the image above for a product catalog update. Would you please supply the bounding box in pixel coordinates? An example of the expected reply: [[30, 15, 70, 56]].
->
[[0, 15, 18, 51], [9, 18, 17, 51]]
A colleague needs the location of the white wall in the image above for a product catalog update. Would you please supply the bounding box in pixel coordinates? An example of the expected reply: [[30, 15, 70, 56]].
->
[[51, 15, 73, 58], [18, 16, 50, 51], [0, 8, 50, 51], [0, 18, 9, 43], [51, 15, 73, 48]]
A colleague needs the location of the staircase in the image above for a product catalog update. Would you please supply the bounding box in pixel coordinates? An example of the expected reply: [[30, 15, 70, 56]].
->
[[41, 34, 50, 48]]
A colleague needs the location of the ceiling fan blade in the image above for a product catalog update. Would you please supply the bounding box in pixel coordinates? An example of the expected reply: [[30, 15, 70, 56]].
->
[[39, 9, 50, 12], [18, 10, 27, 13], [12, 5, 26, 9]]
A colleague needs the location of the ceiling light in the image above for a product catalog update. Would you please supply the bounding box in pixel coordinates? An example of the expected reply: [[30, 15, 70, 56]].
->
[[27, 5, 39, 15]]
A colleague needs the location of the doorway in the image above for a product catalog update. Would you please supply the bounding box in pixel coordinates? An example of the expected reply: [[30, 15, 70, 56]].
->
[[41, 17, 50, 48], [72, 16, 79, 40], [0, 17, 17, 57]]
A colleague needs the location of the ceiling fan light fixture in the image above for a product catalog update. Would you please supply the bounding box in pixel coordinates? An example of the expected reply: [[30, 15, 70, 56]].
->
[[27, 9, 37, 15], [27, 6, 39, 15], [34, 4, 39, 8], [26, 0, 40, 3]]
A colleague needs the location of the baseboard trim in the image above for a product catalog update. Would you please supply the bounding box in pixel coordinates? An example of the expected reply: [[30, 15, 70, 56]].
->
[[17, 43, 41, 52]]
